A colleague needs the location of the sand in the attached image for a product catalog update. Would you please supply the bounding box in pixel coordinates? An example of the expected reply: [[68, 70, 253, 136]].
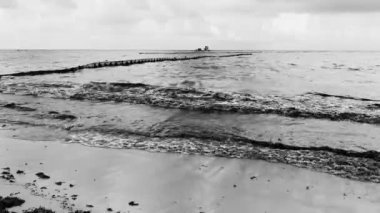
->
[[1, 128, 380, 213]]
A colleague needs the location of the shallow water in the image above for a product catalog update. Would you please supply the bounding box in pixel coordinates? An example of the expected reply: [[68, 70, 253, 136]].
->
[[3, 50, 380, 98], [2, 93, 380, 152]]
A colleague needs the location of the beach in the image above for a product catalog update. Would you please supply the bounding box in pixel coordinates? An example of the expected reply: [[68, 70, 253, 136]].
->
[[3, 0, 380, 211], [1, 50, 380, 212], [1, 125, 380, 213]]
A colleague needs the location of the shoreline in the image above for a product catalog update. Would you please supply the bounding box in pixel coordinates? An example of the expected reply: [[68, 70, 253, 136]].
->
[[0, 116, 379, 184], [1, 128, 380, 212]]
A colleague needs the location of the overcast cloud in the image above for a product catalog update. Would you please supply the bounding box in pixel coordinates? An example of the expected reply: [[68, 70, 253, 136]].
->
[[1, 0, 380, 50]]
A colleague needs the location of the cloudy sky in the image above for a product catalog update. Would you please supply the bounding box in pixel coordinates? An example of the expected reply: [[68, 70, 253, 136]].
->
[[1, 0, 380, 50]]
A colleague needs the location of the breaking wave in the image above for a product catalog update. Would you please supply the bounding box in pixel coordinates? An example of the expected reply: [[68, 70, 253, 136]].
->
[[2, 80, 380, 124]]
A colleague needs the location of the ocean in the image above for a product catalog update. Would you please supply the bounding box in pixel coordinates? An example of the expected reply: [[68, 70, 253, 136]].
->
[[1, 50, 380, 182]]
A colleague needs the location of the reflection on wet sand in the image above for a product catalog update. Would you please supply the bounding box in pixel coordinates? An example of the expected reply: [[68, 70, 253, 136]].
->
[[1, 133, 380, 213]]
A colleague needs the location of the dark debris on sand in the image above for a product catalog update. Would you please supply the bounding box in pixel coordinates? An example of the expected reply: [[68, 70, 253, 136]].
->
[[0, 166, 94, 213], [0, 196, 25, 211], [128, 201, 139, 206], [23, 207, 55, 213], [35, 172, 50, 179], [22, 207, 91, 213], [16, 170, 25, 175], [1, 168, 15, 183], [54, 182, 63, 186]]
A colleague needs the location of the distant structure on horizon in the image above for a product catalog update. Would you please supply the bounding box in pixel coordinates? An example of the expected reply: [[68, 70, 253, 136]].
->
[[195, 46, 210, 52]]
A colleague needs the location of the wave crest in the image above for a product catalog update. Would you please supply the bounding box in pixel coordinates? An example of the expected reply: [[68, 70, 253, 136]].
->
[[2, 80, 380, 124]]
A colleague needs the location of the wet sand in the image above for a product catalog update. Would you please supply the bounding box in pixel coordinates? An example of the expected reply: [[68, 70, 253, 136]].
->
[[1, 129, 380, 212]]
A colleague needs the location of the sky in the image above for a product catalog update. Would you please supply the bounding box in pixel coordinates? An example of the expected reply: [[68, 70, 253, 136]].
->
[[1, 0, 380, 50]]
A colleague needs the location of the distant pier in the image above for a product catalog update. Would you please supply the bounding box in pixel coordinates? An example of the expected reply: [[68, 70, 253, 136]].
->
[[0, 53, 252, 78]]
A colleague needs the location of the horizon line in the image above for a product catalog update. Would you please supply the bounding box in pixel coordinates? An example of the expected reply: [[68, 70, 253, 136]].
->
[[1, 48, 380, 52]]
